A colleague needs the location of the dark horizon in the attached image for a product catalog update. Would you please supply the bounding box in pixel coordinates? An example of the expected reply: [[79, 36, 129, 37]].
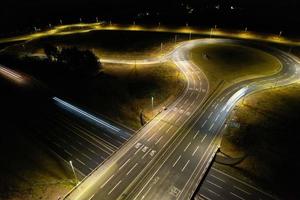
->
[[0, 0, 299, 37]]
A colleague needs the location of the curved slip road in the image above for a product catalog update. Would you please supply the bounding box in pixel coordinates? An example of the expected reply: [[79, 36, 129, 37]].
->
[[64, 38, 300, 200]]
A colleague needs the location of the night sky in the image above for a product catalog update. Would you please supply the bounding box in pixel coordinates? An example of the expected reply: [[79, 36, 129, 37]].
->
[[0, 0, 299, 36]]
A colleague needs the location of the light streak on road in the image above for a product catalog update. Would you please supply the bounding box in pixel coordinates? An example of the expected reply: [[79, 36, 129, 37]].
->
[[0, 65, 25, 83], [53, 97, 121, 133]]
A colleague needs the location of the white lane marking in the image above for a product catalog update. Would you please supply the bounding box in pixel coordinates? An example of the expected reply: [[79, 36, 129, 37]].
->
[[214, 104, 219, 109], [82, 152, 93, 160], [142, 149, 151, 159], [209, 123, 215, 131], [192, 146, 199, 156], [211, 167, 277, 198], [175, 116, 182, 123], [108, 180, 122, 195], [207, 180, 222, 188], [201, 134, 207, 143], [173, 155, 181, 168], [141, 185, 153, 199], [76, 158, 86, 166], [100, 174, 115, 188], [193, 130, 199, 139], [181, 160, 190, 172], [155, 136, 163, 145], [220, 96, 225, 101], [134, 145, 143, 155], [201, 120, 207, 128], [88, 193, 95, 200], [147, 133, 156, 142], [200, 194, 212, 200], [215, 114, 220, 121], [64, 149, 72, 156], [158, 125, 164, 131], [234, 186, 251, 195], [208, 112, 213, 119], [210, 174, 226, 183], [166, 126, 172, 133], [119, 159, 130, 170], [88, 148, 96, 154], [230, 192, 246, 200], [126, 163, 138, 175], [206, 187, 220, 196], [184, 142, 191, 152]]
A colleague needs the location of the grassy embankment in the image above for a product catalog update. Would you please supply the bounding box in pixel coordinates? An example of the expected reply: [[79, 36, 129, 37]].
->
[[0, 83, 74, 200], [218, 84, 300, 199], [3, 30, 190, 130], [190, 43, 282, 92]]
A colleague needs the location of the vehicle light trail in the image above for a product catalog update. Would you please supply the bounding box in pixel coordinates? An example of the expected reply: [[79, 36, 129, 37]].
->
[[53, 97, 121, 133], [0, 65, 24, 83]]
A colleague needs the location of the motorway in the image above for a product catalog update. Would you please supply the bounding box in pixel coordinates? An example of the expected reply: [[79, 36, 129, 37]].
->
[[63, 38, 300, 200], [195, 165, 276, 200], [1, 36, 299, 200]]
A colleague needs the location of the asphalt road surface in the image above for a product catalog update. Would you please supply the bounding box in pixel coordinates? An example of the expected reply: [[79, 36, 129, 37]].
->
[[64, 39, 300, 200], [1, 37, 299, 200], [195, 165, 276, 200]]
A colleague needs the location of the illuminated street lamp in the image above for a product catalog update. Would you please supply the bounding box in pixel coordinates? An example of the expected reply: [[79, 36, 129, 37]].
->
[[151, 96, 154, 109], [245, 27, 248, 32], [48, 23, 52, 28], [69, 160, 78, 184], [133, 21, 136, 26], [79, 18, 82, 23], [60, 19, 62, 25], [96, 17, 99, 23], [186, 22, 189, 27], [279, 31, 283, 37]]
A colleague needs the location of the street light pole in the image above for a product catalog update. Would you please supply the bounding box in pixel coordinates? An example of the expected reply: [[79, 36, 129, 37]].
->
[[151, 96, 154, 109], [69, 161, 78, 184], [189, 31, 192, 40], [210, 28, 213, 38], [175, 35, 177, 44]]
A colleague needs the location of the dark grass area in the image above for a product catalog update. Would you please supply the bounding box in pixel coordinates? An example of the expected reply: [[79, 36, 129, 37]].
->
[[0, 79, 74, 200], [15, 30, 192, 58], [220, 85, 300, 199], [190, 43, 281, 90]]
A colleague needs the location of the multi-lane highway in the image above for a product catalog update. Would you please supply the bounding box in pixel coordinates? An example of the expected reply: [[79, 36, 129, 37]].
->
[[1, 36, 299, 200], [64, 38, 300, 200], [196, 165, 276, 200]]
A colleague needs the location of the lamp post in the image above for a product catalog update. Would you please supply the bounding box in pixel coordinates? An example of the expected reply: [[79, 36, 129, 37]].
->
[[189, 31, 192, 40], [69, 161, 78, 184], [174, 35, 177, 44], [151, 96, 154, 109]]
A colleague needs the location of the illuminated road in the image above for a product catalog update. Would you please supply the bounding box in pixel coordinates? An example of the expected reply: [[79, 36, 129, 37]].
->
[[196, 165, 276, 200], [1, 33, 299, 200], [63, 38, 300, 200]]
